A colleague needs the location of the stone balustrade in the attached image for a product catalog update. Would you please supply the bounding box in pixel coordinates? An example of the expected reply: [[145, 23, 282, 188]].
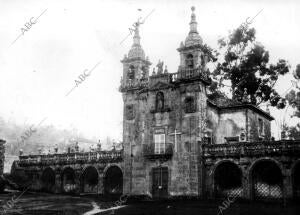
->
[[176, 67, 210, 83], [119, 78, 149, 92], [17, 150, 123, 167], [203, 140, 300, 158]]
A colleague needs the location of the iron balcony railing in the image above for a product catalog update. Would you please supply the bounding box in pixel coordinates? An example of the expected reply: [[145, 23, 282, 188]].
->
[[203, 140, 300, 158], [143, 143, 173, 161], [174, 67, 210, 83], [17, 150, 123, 167]]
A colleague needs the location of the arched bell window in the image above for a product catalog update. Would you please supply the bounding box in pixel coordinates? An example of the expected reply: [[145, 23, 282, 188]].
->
[[156, 92, 164, 111], [185, 96, 196, 113], [127, 65, 135, 80], [186, 54, 194, 69]]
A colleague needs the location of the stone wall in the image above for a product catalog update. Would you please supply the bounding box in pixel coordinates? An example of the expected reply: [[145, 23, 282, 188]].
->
[[247, 110, 271, 141]]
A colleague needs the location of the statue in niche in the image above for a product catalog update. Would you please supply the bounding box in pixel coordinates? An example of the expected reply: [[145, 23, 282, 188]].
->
[[156, 60, 164, 74], [156, 92, 164, 111]]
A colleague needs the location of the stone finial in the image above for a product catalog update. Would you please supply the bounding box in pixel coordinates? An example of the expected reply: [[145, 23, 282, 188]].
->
[[112, 141, 116, 151], [19, 149, 23, 156], [152, 68, 156, 76], [190, 6, 197, 33], [75, 141, 79, 152], [97, 140, 102, 151], [164, 65, 168, 73], [38, 148, 42, 155], [156, 60, 164, 74], [54, 144, 58, 153], [266, 105, 270, 114], [242, 88, 250, 103]]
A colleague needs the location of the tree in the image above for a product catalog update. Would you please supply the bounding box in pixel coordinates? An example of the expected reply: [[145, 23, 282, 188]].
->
[[212, 24, 290, 108], [283, 64, 300, 139]]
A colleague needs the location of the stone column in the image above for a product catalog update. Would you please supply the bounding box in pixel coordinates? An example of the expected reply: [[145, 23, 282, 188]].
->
[[98, 172, 104, 195], [55, 173, 62, 193], [283, 168, 293, 200]]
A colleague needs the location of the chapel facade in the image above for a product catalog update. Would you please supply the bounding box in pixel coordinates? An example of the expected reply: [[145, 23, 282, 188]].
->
[[119, 7, 273, 198]]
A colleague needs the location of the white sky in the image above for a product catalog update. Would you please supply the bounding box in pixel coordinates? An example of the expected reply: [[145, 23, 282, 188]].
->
[[0, 0, 299, 142]]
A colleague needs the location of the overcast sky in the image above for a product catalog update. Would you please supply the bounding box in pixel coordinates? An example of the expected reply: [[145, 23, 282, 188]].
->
[[0, 0, 299, 142]]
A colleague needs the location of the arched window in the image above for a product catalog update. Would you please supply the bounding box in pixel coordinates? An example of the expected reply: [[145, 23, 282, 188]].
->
[[127, 65, 135, 80], [186, 54, 194, 69], [185, 96, 196, 113], [156, 92, 164, 111], [141, 66, 147, 79]]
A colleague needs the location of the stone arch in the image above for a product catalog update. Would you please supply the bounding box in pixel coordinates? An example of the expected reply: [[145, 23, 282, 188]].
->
[[61, 167, 77, 193], [80, 165, 99, 193], [103, 164, 123, 196], [40, 167, 56, 193], [249, 158, 283, 200], [212, 160, 243, 198], [292, 160, 300, 199]]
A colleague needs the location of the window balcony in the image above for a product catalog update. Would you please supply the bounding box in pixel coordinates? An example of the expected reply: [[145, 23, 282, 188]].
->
[[143, 143, 173, 161]]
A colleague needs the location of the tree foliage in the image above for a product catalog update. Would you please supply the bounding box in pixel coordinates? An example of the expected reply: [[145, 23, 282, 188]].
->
[[212, 24, 290, 108], [284, 64, 300, 139], [283, 123, 300, 140]]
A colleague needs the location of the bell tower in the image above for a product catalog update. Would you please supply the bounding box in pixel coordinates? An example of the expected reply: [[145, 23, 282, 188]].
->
[[120, 18, 151, 195], [177, 6, 209, 73], [120, 20, 151, 87]]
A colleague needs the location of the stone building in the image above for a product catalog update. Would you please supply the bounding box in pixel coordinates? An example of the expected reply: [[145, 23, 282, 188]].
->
[[119, 7, 274, 198]]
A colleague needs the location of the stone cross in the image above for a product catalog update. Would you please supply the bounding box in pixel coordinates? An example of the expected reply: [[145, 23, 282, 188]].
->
[[169, 129, 182, 152]]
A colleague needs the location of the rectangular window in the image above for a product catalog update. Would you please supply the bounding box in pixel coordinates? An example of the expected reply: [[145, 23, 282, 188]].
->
[[154, 134, 165, 154]]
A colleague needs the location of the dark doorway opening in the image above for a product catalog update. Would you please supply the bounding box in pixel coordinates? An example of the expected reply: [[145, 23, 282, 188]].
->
[[251, 160, 283, 200], [152, 167, 168, 199], [61, 168, 77, 193], [214, 162, 243, 198], [293, 163, 300, 199], [41, 168, 55, 193], [104, 166, 123, 196], [81, 166, 99, 193]]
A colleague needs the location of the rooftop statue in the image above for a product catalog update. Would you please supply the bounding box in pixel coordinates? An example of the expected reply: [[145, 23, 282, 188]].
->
[[156, 60, 164, 74]]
